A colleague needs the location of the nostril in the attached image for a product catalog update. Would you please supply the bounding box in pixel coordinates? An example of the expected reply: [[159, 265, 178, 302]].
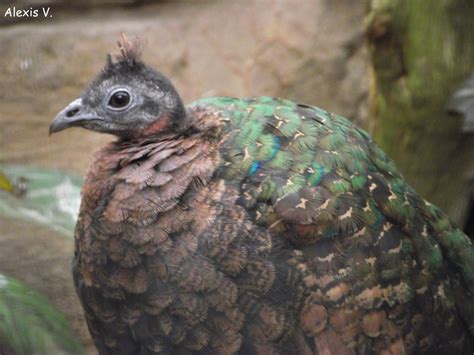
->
[[66, 107, 80, 117]]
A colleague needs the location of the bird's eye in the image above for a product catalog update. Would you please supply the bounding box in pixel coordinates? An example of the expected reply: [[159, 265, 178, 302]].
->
[[107, 90, 131, 110]]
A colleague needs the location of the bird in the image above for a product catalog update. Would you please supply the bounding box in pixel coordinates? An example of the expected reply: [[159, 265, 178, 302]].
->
[[49, 36, 474, 354]]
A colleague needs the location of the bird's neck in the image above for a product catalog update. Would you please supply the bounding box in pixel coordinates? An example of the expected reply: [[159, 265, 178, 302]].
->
[[141, 115, 173, 137], [122, 106, 216, 141], [75, 107, 229, 278]]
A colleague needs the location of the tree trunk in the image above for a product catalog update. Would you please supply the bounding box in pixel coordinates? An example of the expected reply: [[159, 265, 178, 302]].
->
[[367, 0, 474, 228]]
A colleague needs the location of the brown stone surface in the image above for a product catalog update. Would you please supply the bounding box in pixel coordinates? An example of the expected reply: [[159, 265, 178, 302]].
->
[[0, 0, 368, 175]]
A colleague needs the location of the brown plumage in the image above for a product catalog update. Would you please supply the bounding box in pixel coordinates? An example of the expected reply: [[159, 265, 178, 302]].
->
[[50, 38, 474, 354]]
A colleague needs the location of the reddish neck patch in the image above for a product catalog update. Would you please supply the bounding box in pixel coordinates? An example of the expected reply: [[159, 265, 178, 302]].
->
[[141, 116, 170, 136]]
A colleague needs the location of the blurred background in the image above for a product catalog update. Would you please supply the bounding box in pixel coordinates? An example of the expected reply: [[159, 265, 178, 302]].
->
[[0, 0, 473, 354]]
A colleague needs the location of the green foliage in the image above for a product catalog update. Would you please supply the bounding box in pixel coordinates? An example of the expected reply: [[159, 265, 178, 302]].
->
[[0, 166, 84, 353], [0, 165, 83, 237], [0, 274, 83, 355]]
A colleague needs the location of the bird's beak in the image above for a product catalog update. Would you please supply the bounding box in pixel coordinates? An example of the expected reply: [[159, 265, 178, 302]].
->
[[49, 98, 102, 135]]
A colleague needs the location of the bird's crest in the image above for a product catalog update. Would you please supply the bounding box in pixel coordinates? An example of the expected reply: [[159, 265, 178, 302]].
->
[[107, 33, 146, 66]]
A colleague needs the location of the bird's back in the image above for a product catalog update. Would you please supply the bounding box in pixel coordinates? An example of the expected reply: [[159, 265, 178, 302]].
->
[[74, 96, 474, 354]]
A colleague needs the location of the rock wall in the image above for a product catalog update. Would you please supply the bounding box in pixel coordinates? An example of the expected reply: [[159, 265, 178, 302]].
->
[[0, 0, 368, 174]]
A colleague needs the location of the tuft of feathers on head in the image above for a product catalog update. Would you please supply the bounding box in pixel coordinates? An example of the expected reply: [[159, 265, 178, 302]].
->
[[107, 33, 146, 67]]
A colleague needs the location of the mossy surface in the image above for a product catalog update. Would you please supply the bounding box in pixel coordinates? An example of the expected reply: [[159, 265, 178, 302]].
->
[[367, 0, 474, 226]]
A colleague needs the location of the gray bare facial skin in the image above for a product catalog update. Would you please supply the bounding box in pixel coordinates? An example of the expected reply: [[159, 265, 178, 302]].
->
[[49, 58, 186, 139]]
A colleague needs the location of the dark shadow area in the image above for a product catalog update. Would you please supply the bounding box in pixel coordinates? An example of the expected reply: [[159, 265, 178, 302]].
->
[[465, 198, 474, 239]]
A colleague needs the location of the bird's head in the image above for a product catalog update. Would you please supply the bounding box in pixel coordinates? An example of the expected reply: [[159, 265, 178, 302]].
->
[[49, 36, 186, 140]]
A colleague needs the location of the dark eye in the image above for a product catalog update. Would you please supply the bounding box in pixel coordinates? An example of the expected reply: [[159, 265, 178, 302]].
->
[[108, 90, 131, 109]]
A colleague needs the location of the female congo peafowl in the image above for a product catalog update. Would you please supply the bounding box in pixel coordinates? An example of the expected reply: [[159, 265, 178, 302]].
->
[[49, 37, 474, 354]]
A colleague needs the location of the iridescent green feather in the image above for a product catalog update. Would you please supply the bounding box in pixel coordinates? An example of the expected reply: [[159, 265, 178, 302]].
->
[[189, 96, 474, 314]]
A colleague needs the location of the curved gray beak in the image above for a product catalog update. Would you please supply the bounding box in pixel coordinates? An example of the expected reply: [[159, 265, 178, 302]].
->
[[49, 98, 102, 135]]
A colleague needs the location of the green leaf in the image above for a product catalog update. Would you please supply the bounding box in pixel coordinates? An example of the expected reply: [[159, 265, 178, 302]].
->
[[0, 165, 83, 237], [0, 274, 83, 355]]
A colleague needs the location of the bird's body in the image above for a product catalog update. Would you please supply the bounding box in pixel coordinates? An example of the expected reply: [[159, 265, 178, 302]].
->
[[50, 39, 474, 354]]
